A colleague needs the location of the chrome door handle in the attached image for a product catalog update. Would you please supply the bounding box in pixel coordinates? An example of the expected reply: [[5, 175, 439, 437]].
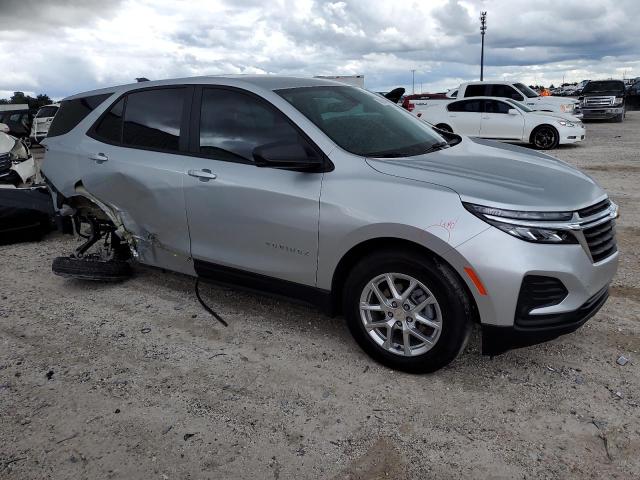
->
[[188, 169, 217, 180], [89, 153, 108, 163]]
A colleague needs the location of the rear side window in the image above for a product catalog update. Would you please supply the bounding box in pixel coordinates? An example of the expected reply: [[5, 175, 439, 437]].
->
[[465, 85, 487, 97], [122, 88, 184, 152], [199, 88, 301, 162], [447, 99, 483, 112], [48, 93, 111, 137], [36, 106, 59, 118], [94, 98, 124, 143]]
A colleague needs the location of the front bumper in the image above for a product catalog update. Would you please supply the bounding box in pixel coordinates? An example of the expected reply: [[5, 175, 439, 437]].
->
[[441, 219, 618, 353], [559, 125, 586, 144], [581, 107, 623, 119], [481, 285, 609, 355]]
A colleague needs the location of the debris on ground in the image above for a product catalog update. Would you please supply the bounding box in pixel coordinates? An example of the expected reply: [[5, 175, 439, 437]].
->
[[616, 355, 630, 366]]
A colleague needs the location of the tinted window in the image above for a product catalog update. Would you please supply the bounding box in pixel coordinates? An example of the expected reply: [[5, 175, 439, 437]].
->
[[582, 81, 625, 95], [199, 88, 301, 162], [36, 106, 59, 118], [48, 93, 111, 137], [94, 98, 124, 143], [488, 85, 524, 101], [465, 85, 487, 96], [278, 86, 444, 157], [123, 88, 184, 152], [450, 90, 458, 97], [484, 100, 512, 114], [514, 83, 539, 98], [447, 100, 483, 113]]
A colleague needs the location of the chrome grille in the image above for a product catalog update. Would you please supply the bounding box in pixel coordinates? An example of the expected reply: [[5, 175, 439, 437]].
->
[[576, 199, 617, 263], [583, 219, 617, 263], [584, 96, 614, 107]]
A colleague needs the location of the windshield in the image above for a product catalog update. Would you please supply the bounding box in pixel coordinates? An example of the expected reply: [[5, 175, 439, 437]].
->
[[582, 81, 624, 94], [514, 83, 539, 98], [505, 98, 533, 112], [276, 86, 446, 157]]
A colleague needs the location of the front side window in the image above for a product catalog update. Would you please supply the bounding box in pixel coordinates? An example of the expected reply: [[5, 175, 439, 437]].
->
[[122, 88, 184, 152], [199, 88, 302, 162], [448, 99, 483, 113], [484, 100, 511, 114], [277, 86, 445, 157], [489, 85, 524, 101], [514, 83, 539, 98]]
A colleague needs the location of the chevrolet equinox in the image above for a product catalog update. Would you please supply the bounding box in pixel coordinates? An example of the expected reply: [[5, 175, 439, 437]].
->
[[41, 76, 619, 373]]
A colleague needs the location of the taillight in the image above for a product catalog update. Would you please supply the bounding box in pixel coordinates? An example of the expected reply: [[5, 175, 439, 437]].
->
[[407, 102, 415, 111]]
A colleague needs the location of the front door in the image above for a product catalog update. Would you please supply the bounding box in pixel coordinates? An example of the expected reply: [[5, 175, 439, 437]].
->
[[480, 100, 525, 140], [183, 87, 323, 287]]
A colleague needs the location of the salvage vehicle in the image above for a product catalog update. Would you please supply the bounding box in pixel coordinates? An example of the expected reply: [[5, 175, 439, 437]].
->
[[40, 76, 618, 372], [455, 81, 581, 117], [578, 80, 627, 121], [0, 104, 33, 141], [0, 131, 53, 243], [30, 103, 60, 144], [417, 97, 585, 149], [626, 79, 640, 111]]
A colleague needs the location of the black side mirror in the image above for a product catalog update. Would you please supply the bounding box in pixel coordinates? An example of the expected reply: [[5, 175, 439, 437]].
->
[[253, 141, 324, 172]]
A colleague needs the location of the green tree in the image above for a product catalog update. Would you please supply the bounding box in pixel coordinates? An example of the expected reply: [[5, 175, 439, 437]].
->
[[0, 91, 53, 109]]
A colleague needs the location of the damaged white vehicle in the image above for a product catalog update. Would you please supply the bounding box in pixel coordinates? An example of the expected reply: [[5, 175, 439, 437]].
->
[[0, 130, 53, 242]]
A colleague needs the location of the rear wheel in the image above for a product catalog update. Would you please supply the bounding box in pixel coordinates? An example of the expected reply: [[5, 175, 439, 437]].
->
[[52, 256, 132, 282], [343, 250, 472, 373], [530, 125, 559, 149]]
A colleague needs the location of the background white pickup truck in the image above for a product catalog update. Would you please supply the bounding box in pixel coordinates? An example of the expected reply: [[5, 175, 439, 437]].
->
[[455, 81, 580, 117]]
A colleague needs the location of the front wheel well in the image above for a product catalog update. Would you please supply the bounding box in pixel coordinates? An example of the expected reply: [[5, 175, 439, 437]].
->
[[329, 237, 479, 322]]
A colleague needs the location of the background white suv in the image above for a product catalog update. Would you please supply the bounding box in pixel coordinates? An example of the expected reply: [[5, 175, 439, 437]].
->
[[30, 103, 59, 144]]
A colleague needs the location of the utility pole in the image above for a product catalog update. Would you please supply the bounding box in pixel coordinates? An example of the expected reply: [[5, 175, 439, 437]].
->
[[480, 11, 487, 81], [411, 69, 416, 94]]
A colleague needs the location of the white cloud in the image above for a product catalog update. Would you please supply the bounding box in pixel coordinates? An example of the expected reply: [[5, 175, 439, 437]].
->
[[0, 0, 638, 99]]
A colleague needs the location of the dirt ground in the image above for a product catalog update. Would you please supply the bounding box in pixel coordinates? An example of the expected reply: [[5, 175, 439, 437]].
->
[[1, 113, 639, 479]]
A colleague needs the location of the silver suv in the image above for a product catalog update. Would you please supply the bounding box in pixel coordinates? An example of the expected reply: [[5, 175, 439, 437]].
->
[[41, 76, 619, 372]]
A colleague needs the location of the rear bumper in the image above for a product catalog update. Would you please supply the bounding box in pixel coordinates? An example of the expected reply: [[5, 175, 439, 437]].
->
[[482, 286, 609, 355]]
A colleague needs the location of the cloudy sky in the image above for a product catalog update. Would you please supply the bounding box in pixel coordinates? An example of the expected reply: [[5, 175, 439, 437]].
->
[[1, 0, 638, 99]]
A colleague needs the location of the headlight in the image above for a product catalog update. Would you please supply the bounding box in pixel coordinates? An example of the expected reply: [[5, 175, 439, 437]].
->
[[614, 97, 624, 106], [560, 104, 574, 112], [463, 203, 578, 244], [557, 120, 576, 127]]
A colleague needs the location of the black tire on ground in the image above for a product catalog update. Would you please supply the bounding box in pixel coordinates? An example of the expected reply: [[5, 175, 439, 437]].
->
[[435, 123, 453, 133], [614, 112, 624, 122], [52, 256, 132, 282], [342, 250, 473, 373], [530, 125, 560, 150]]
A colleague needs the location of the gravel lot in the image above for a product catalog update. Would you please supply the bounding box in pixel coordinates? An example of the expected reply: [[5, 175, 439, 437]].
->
[[1, 114, 639, 479]]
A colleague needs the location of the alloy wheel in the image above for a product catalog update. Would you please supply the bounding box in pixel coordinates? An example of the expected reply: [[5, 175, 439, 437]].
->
[[533, 127, 557, 149], [359, 273, 442, 357]]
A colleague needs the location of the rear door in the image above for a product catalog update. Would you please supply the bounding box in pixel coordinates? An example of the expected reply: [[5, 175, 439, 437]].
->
[[182, 86, 323, 286], [80, 87, 193, 273], [446, 99, 483, 135], [480, 100, 525, 140]]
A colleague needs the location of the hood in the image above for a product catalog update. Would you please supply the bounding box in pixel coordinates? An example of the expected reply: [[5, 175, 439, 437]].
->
[[366, 137, 604, 211], [530, 111, 582, 122], [534, 95, 579, 105]]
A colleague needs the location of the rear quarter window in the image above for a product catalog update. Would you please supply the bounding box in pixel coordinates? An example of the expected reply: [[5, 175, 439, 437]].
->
[[48, 93, 112, 137]]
